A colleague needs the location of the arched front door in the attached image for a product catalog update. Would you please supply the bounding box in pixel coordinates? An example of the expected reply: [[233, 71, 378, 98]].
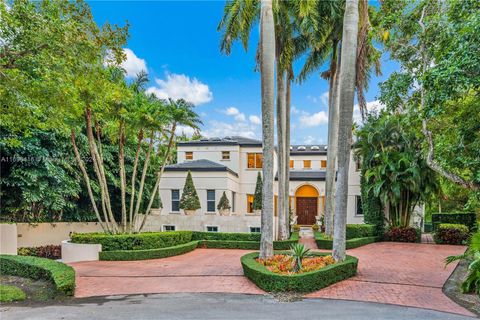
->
[[295, 185, 319, 225]]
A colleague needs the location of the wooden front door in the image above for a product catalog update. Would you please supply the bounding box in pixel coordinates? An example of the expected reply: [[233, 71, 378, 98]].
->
[[296, 197, 318, 225]]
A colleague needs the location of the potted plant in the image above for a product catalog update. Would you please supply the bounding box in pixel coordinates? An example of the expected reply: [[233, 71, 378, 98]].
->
[[217, 191, 231, 216], [179, 171, 201, 215], [253, 172, 262, 215]]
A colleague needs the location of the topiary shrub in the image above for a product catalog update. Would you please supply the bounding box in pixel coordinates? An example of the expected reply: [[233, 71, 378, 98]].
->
[[217, 191, 231, 211], [432, 213, 477, 232], [241, 252, 358, 292], [0, 255, 75, 296], [253, 172, 262, 210], [384, 227, 420, 243], [179, 171, 201, 211], [434, 224, 470, 245]]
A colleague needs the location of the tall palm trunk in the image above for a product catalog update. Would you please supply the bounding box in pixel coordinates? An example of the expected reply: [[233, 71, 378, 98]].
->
[[137, 124, 176, 232], [284, 72, 292, 238], [118, 120, 127, 232], [259, 0, 275, 259], [332, 0, 359, 262], [133, 130, 155, 220], [276, 65, 287, 240], [129, 130, 144, 232], [324, 43, 340, 237]]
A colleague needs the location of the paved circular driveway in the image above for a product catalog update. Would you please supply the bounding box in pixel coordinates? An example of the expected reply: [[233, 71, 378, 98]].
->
[[69, 242, 473, 317]]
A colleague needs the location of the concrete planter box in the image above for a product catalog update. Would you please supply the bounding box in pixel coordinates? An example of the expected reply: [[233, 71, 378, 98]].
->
[[184, 209, 197, 216], [61, 240, 101, 263], [219, 209, 230, 216], [0, 223, 18, 255]]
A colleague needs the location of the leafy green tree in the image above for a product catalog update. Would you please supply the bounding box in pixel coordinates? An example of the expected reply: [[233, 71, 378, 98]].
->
[[253, 172, 263, 211], [179, 171, 201, 211], [355, 112, 438, 228], [378, 0, 480, 194]]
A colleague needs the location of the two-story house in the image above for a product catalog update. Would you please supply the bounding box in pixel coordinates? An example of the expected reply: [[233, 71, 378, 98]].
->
[[141, 136, 363, 233]]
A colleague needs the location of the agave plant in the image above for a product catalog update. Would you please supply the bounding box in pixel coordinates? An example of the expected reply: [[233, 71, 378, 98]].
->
[[289, 243, 311, 273]]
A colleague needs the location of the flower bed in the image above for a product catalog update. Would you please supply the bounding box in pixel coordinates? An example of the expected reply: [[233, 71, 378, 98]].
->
[[18, 245, 62, 260], [256, 254, 335, 275], [0, 255, 75, 296], [241, 252, 358, 292]]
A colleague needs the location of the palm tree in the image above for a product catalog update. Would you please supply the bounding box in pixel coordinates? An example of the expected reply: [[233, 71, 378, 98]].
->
[[332, 0, 359, 262], [259, 0, 275, 259], [137, 99, 202, 232]]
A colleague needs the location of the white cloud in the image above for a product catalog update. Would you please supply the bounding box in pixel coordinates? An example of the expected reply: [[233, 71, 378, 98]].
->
[[121, 48, 147, 78], [202, 120, 259, 139], [291, 106, 300, 115], [249, 115, 261, 125], [353, 100, 384, 124], [303, 135, 324, 145], [221, 106, 246, 122], [146, 73, 213, 105], [175, 125, 197, 137], [307, 92, 329, 106], [299, 111, 328, 127]]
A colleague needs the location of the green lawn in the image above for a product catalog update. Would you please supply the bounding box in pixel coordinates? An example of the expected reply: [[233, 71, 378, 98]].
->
[[0, 284, 26, 302]]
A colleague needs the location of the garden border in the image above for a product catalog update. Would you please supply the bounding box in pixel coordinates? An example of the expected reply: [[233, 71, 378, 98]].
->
[[241, 251, 358, 292], [99, 241, 199, 261]]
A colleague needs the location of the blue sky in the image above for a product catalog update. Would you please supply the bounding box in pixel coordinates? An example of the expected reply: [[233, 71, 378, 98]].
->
[[90, 1, 398, 145]]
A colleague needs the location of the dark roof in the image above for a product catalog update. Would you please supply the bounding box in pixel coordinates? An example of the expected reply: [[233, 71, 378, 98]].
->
[[275, 170, 327, 181], [178, 136, 262, 147], [164, 159, 238, 176], [289, 145, 328, 155]]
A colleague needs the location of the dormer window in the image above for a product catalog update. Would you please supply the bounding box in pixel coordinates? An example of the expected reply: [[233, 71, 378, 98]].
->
[[311, 146, 320, 150], [185, 152, 193, 160], [298, 146, 306, 151]]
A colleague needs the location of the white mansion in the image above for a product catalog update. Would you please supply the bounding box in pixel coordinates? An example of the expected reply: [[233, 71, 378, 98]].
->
[[142, 136, 364, 233]]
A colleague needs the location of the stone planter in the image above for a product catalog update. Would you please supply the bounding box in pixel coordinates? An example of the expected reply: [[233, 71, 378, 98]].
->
[[184, 209, 197, 216], [219, 209, 230, 216], [0, 223, 17, 255], [61, 240, 101, 263]]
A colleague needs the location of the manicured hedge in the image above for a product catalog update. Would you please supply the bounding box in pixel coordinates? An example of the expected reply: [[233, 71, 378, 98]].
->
[[241, 252, 358, 292], [315, 233, 379, 249], [99, 241, 199, 261], [198, 238, 298, 250], [0, 255, 75, 296], [346, 224, 376, 239], [433, 224, 470, 245], [71, 231, 193, 251], [432, 213, 477, 232], [192, 231, 260, 241]]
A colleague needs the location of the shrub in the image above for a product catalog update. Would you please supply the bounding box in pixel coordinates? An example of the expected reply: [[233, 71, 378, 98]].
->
[[0, 255, 75, 296], [71, 231, 193, 251], [360, 170, 385, 236], [18, 245, 61, 259], [241, 252, 358, 292], [346, 224, 376, 239], [384, 227, 420, 243], [217, 191, 231, 211], [434, 224, 469, 245], [315, 233, 379, 250], [179, 171, 201, 210], [0, 285, 26, 302], [432, 213, 477, 232], [197, 238, 298, 250], [253, 172, 263, 210], [311, 224, 319, 231], [99, 241, 198, 261], [192, 231, 260, 241]]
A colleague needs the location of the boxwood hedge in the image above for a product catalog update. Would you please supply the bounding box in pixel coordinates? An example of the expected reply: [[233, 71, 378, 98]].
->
[[99, 241, 199, 261], [192, 231, 260, 241], [241, 252, 358, 292], [346, 224, 376, 239], [71, 231, 193, 251], [0, 255, 75, 296], [315, 235, 379, 250], [198, 237, 298, 250]]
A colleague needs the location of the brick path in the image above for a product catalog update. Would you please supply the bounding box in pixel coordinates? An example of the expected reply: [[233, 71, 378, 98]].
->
[[70, 243, 473, 317]]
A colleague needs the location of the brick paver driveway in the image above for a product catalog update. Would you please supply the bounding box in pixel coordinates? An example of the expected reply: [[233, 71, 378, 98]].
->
[[70, 243, 473, 317]]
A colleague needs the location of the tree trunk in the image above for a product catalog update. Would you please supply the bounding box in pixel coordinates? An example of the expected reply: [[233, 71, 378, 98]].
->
[[133, 130, 155, 221], [284, 73, 292, 238], [332, 0, 359, 262], [259, 0, 275, 259], [70, 129, 108, 233], [276, 66, 287, 240], [324, 43, 340, 237], [129, 130, 144, 232], [137, 125, 176, 232], [119, 121, 127, 232]]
